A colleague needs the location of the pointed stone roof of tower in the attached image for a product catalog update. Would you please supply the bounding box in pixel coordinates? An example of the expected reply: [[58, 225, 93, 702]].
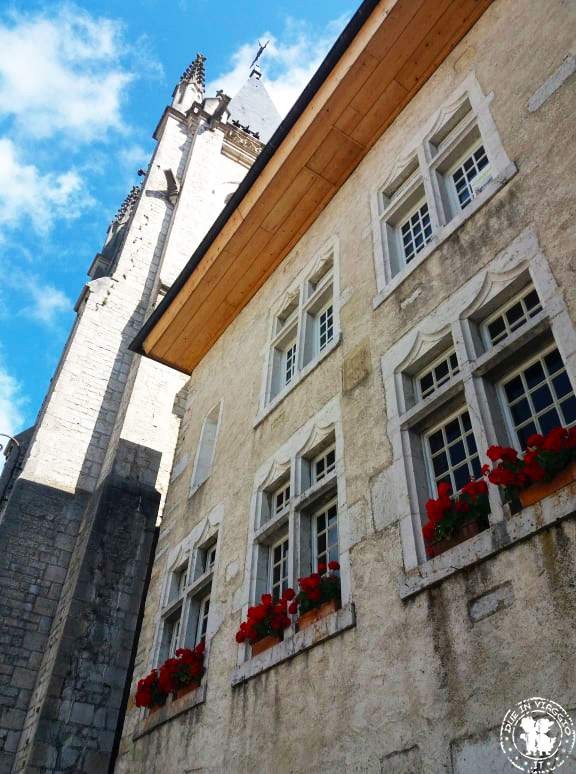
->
[[180, 53, 206, 90], [226, 67, 281, 144]]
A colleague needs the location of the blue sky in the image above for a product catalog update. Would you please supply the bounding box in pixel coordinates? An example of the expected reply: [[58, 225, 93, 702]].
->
[[0, 0, 352, 440]]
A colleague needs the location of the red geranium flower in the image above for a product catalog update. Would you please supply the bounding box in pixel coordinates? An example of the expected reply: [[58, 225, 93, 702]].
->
[[328, 560, 340, 571]]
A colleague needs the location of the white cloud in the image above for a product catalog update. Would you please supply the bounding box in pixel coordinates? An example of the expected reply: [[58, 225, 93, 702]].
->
[[206, 15, 350, 117], [0, 138, 92, 235], [0, 361, 26, 440], [0, 5, 134, 141], [20, 277, 71, 326]]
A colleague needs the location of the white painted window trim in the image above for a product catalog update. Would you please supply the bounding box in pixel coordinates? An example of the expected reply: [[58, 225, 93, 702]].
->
[[256, 238, 341, 426], [379, 229, 576, 579], [236, 397, 352, 667], [371, 73, 517, 308], [189, 401, 223, 497]]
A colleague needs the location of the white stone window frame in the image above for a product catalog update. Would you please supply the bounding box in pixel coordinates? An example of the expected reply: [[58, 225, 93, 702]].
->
[[372, 73, 517, 308], [256, 239, 341, 425], [234, 398, 353, 673], [481, 285, 543, 347], [378, 229, 576, 597], [189, 400, 223, 497], [148, 505, 223, 679]]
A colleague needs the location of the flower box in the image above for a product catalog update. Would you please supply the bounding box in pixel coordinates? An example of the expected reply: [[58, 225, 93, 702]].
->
[[174, 681, 200, 701], [251, 634, 282, 656], [519, 460, 576, 508], [428, 519, 482, 558], [297, 598, 340, 631]]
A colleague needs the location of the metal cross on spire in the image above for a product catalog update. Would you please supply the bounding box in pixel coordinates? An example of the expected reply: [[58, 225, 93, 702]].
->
[[250, 40, 269, 70]]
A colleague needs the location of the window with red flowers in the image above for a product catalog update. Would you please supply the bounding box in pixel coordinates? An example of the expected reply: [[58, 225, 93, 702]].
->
[[156, 532, 219, 665], [246, 430, 343, 655]]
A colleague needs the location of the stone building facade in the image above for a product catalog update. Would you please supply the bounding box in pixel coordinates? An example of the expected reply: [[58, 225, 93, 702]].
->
[[0, 55, 280, 773], [116, 0, 576, 772]]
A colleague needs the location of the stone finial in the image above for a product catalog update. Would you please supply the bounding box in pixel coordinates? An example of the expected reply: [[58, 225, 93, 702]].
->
[[179, 53, 206, 90], [113, 183, 143, 224]]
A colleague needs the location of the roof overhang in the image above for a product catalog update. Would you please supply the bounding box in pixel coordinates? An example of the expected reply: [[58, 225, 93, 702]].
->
[[132, 0, 494, 374]]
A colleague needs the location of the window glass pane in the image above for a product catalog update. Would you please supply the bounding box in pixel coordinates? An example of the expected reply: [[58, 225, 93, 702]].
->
[[453, 465, 470, 491], [451, 144, 490, 210], [428, 429, 444, 454], [432, 452, 449, 477], [544, 348, 564, 375], [539, 408, 561, 435], [561, 396, 576, 425], [445, 419, 461, 443], [448, 440, 466, 466], [552, 372, 572, 399], [501, 349, 575, 445], [524, 362, 545, 389]]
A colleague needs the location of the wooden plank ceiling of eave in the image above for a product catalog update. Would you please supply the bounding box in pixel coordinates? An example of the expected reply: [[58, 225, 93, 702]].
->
[[143, 0, 494, 373]]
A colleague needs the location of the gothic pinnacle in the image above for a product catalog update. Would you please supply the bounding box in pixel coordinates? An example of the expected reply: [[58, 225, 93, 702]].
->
[[180, 53, 206, 89]]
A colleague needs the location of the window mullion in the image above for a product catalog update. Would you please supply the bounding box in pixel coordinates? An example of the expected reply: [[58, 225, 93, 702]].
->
[[455, 323, 506, 525], [418, 143, 446, 230]]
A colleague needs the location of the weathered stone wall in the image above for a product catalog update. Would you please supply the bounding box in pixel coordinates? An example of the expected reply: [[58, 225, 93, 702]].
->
[[116, 0, 576, 771], [12, 462, 158, 774]]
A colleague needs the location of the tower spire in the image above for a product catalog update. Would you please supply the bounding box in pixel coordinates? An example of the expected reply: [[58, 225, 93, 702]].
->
[[173, 53, 206, 112], [180, 53, 206, 90]]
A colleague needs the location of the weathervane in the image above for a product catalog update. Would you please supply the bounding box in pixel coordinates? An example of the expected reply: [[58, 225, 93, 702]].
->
[[250, 40, 269, 70]]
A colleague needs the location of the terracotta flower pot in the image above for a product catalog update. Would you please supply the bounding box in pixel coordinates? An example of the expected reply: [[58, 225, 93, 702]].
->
[[519, 461, 576, 508], [251, 634, 281, 656], [428, 520, 482, 559], [297, 598, 340, 631], [174, 682, 200, 701]]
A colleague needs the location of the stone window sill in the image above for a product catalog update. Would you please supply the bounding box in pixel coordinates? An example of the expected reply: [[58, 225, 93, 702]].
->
[[231, 603, 356, 687], [397, 482, 576, 599], [132, 682, 206, 740], [254, 334, 341, 428], [373, 162, 517, 311]]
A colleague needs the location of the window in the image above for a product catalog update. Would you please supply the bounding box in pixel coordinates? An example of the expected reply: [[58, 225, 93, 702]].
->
[[264, 248, 339, 407], [417, 350, 459, 400], [269, 534, 289, 600], [190, 403, 222, 494], [318, 303, 334, 352], [312, 445, 336, 483], [400, 201, 432, 264], [373, 78, 515, 295], [248, 427, 344, 651], [500, 346, 576, 447], [273, 482, 291, 516], [483, 287, 542, 346], [385, 247, 576, 574], [312, 499, 338, 569], [425, 409, 481, 494], [156, 531, 219, 666], [450, 143, 490, 210], [196, 593, 211, 645]]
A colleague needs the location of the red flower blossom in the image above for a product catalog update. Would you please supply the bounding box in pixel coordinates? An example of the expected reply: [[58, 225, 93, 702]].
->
[[487, 445, 518, 463], [282, 587, 295, 601], [317, 562, 327, 574], [288, 601, 298, 614], [328, 560, 340, 571], [526, 433, 544, 449], [260, 593, 273, 606]]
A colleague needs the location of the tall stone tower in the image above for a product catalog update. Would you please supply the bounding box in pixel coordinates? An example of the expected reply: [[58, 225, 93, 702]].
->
[[0, 55, 280, 774]]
